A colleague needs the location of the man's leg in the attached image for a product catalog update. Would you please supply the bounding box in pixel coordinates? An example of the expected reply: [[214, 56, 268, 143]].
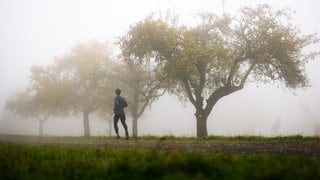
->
[[119, 114, 129, 139], [113, 114, 120, 138]]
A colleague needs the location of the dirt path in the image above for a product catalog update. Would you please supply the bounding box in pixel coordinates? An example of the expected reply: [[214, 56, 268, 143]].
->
[[1, 134, 319, 156]]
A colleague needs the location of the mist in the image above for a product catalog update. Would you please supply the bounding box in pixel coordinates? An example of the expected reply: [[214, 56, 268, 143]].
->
[[1, 0, 320, 137]]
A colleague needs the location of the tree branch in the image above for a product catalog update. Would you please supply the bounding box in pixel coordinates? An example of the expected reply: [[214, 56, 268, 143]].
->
[[181, 79, 196, 106], [137, 99, 150, 118], [239, 63, 256, 88], [204, 85, 243, 118]]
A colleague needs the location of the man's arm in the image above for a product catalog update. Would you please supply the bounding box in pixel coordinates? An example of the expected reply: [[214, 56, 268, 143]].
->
[[123, 98, 128, 108]]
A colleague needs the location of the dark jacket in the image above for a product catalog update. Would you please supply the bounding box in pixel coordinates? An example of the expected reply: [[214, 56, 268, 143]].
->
[[113, 95, 128, 115]]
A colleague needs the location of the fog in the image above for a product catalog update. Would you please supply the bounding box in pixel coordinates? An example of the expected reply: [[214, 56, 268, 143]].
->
[[0, 0, 320, 136]]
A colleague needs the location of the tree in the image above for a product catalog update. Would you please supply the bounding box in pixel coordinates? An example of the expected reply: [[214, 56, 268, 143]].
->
[[53, 41, 114, 136], [95, 107, 114, 136], [111, 61, 165, 137], [5, 65, 71, 135], [5, 91, 44, 134], [119, 5, 319, 137]]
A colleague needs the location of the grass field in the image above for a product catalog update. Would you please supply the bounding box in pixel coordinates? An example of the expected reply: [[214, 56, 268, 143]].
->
[[1, 135, 320, 179]]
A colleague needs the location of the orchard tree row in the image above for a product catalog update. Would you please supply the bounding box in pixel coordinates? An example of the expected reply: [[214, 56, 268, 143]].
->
[[6, 42, 164, 137], [6, 4, 319, 137]]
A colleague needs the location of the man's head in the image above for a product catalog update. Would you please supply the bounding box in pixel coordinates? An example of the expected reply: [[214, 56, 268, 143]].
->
[[115, 89, 121, 95]]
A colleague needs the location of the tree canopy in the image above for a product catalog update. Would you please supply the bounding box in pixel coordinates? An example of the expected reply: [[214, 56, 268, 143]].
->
[[52, 41, 115, 136], [119, 4, 319, 137]]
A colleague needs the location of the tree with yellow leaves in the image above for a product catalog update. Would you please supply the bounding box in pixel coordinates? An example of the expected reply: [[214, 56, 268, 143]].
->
[[119, 4, 319, 137]]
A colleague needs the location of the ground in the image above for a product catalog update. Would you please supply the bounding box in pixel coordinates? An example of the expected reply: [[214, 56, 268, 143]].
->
[[0, 134, 319, 156]]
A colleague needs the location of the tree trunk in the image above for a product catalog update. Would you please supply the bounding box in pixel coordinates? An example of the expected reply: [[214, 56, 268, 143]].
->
[[83, 111, 90, 137], [39, 120, 45, 136], [196, 114, 208, 137], [132, 117, 138, 137], [131, 90, 139, 137], [108, 118, 113, 136]]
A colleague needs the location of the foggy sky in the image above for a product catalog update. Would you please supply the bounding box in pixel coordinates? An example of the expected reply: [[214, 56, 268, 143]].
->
[[0, 0, 319, 136]]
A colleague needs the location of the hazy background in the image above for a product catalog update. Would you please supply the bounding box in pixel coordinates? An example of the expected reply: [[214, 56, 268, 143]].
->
[[0, 0, 319, 136]]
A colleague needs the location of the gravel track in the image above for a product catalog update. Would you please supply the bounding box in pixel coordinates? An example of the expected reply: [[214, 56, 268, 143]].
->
[[1, 134, 319, 156]]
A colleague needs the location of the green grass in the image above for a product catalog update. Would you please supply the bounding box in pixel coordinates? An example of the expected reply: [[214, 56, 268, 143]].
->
[[19, 134, 320, 142], [1, 142, 319, 179], [131, 134, 320, 142], [202, 134, 320, 141]]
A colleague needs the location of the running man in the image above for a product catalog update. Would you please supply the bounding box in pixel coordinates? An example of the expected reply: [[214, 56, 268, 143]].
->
[[113, 89, 129, 140]]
